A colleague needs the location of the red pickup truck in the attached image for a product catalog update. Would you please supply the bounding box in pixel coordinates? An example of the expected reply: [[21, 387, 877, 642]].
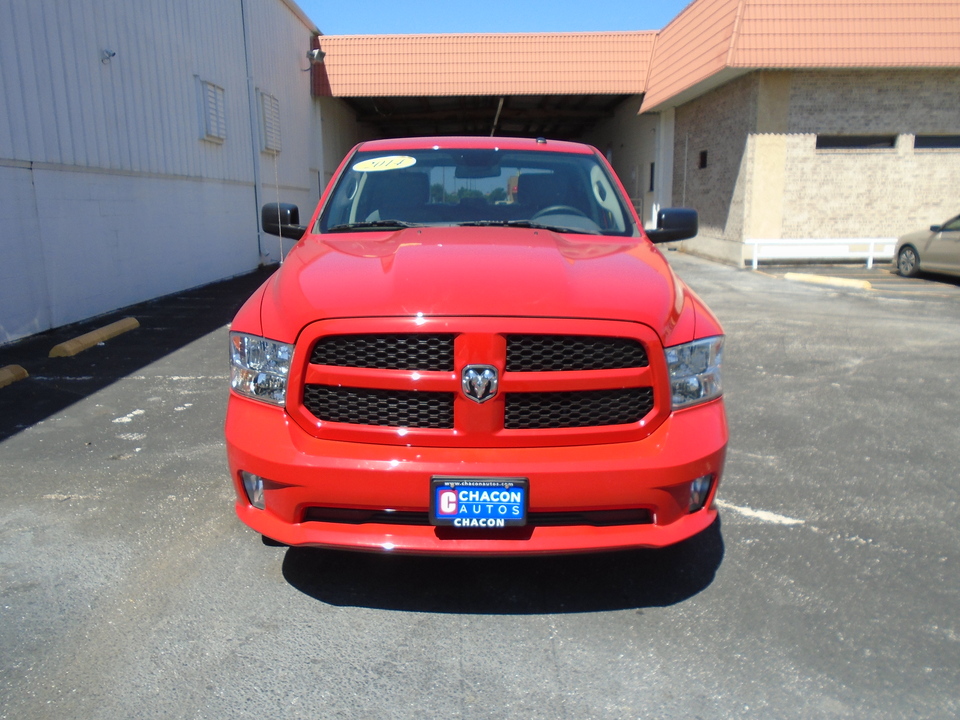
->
[[225, 136, 726, 555]]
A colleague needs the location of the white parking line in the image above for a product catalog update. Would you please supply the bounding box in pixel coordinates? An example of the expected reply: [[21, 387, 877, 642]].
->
[[112, 409, 145, 424], [716, 499, 805, 526]]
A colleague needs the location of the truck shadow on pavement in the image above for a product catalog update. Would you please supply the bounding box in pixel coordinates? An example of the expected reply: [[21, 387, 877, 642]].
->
[[281, 517, 724, 614]]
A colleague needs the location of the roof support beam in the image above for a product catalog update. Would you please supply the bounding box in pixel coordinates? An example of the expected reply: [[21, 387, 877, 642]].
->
[[490, 97, 505, 136]]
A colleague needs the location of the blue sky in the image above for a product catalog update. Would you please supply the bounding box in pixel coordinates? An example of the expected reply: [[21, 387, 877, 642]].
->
[[296, 0, 694, 35]]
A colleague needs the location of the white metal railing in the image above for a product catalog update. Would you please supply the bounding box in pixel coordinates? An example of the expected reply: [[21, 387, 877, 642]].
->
[[744, 238, 896, 270]]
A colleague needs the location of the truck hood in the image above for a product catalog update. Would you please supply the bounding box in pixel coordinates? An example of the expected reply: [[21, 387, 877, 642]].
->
[[260, 227, 687, 342]]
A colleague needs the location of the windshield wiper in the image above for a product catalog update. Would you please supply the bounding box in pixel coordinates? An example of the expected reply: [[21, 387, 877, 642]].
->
[[326, 220, 424, 233], [457, 220, 594, 235]]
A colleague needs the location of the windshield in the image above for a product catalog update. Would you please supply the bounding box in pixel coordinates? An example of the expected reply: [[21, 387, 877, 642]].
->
[[317, 148, 638, 237]]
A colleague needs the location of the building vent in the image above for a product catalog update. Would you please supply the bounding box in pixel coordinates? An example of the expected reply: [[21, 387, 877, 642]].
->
[[260, 92, 281, 154], [200, 80, 226, 143]]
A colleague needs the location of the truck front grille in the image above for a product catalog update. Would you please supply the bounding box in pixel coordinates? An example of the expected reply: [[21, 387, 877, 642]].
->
[[309, 333, 646, 372], [295, 322, 665, 446], [303, 385, 653, 431]]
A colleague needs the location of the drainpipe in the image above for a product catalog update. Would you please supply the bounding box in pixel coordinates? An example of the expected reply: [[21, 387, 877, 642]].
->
[[240, 0, 266, 262]]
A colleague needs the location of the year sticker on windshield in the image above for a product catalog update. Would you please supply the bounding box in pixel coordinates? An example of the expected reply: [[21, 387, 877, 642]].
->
[[352, 155, 417, 172]]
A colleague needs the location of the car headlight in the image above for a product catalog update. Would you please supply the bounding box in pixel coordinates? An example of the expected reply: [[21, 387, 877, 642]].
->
[[665, 336, 724, 409], [229, 332, 294, 406]]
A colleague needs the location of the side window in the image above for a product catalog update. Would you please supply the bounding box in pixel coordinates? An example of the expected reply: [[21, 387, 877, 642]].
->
[[323, 172, 363, 227], [942, 216, 960, 232]]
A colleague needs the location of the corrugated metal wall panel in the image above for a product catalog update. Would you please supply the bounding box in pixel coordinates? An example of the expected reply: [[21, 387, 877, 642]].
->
[[0, 0, 324, 345], [0, 5, 17, 156], [0, 0, 321, 185], [0, 0, 270, 181], [246, 0, 316, 198]]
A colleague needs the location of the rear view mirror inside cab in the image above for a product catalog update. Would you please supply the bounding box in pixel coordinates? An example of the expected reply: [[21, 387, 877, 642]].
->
[[453, 150, 502, 179]]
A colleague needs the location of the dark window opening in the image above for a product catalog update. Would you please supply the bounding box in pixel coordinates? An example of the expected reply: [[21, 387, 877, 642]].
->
[[914, 135, 960, 149], [648, 162, 655, 192], [698, 151, 708, 169], [816, 135, 897, 150]]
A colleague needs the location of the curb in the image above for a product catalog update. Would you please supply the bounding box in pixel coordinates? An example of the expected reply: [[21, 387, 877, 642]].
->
[[784, 273, 872, 291], [49, 317, 141, 358], [0, 364, 29, 389]]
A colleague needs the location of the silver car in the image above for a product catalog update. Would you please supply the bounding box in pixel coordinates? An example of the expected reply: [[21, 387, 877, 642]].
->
[[895, 214, 960, 277]]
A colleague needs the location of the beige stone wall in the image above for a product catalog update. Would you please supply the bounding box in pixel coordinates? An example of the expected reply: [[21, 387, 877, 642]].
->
[[783, 70, 960, 239], [788, 70, 960, 135], [666, 69, 960, 265]]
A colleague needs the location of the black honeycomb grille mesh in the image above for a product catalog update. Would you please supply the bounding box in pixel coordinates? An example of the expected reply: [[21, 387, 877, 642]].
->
[[504, 387, 654, 429], [310, 334, 454, 371], [304, 385, 454, 429], [506, 335, 648, 372]]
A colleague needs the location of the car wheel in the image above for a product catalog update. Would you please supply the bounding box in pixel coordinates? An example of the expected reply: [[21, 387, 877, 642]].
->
[[897, 246, 920, 277]]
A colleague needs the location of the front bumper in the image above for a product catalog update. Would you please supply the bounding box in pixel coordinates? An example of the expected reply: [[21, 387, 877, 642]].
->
[[225, 395, 727, 555]]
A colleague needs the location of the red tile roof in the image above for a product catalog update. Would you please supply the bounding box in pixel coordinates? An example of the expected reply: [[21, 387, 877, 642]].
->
[[642, 0, 960, 111], [313, 1, 960, 111], [731, 0, 960, 68], [315, 33, 656, 97], [641, 0, 744, 112]]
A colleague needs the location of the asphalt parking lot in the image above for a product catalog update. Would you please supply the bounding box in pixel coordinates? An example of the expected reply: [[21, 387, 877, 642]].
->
[[1, 255, 958, 719]]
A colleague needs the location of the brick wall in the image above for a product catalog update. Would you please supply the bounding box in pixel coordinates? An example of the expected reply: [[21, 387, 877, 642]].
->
[[789, 70, 960, 135], [784, 70, 960, 239], [672, 73, 759, 262], [672, 73, 757, 231], [670, 69, 960, 265]]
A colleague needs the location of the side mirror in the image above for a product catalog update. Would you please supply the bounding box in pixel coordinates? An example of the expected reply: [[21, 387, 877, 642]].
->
[[646, 208, 699, 244], [262, 203, 307, 240], [930, 225, 943, 233]]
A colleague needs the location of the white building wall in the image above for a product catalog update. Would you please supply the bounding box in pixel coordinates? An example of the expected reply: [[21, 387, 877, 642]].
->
[[243, 0, 321, 259], [0, 164, 51, 341], [0, 0, 321, 345]]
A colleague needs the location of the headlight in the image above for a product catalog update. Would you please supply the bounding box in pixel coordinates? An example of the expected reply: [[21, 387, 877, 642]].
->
[[229, 332, 294, 406], [665, 336, 724, 409]]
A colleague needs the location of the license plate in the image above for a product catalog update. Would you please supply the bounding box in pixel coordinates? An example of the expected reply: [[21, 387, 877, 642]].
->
[[430, 476, 528, 528]]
